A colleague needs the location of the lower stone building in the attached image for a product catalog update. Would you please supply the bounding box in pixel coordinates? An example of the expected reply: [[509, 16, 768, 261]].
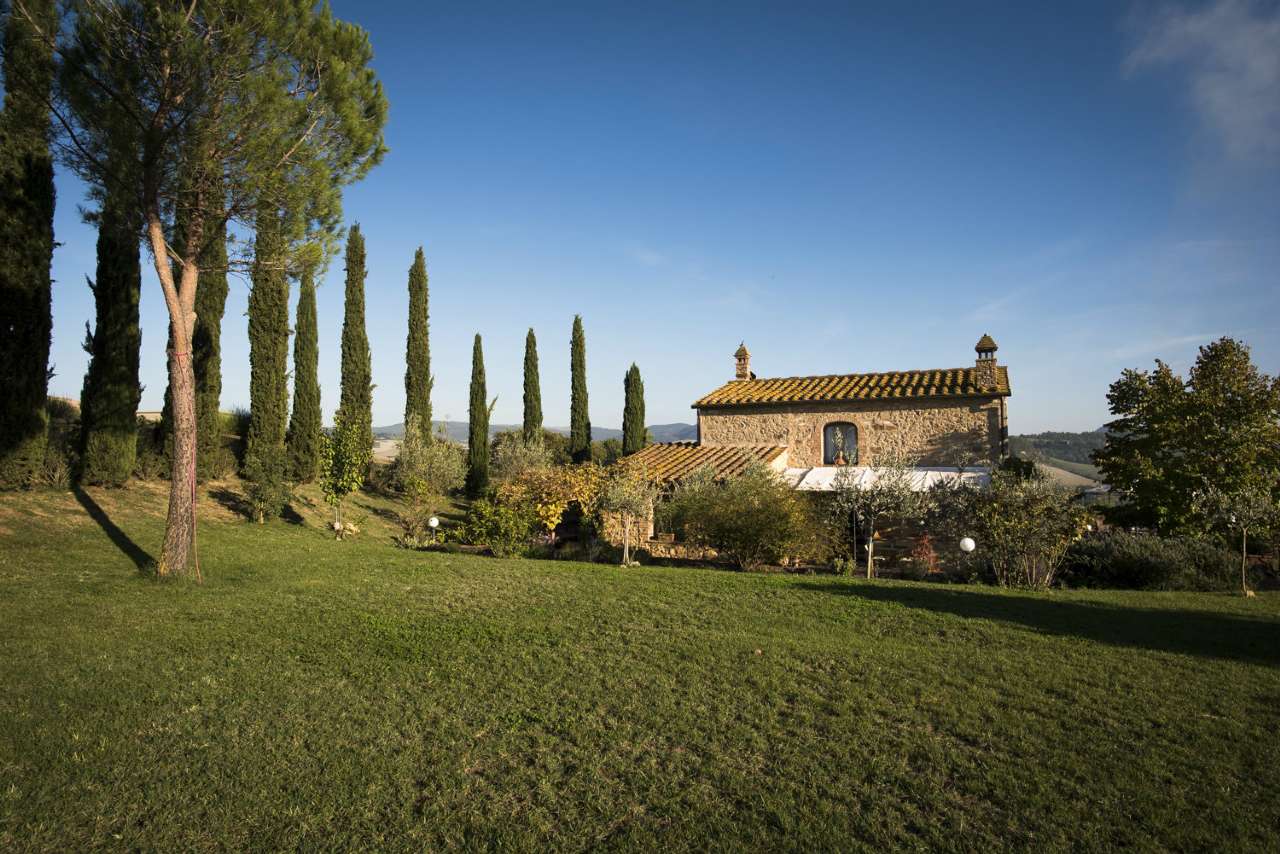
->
[[615, 336, 1011, 556]]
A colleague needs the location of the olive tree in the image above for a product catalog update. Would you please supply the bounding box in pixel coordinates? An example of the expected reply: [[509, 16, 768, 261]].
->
[[33, 0, 387, 576]]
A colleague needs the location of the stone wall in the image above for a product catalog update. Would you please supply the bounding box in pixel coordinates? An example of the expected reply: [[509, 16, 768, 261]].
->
[[696, 396, 1005, 467]]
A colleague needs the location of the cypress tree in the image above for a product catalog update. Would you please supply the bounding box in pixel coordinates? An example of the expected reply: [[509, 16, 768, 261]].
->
[[287, 266, 322, 482], [244, 201, 291, 521], [0, 0, 57, 486], [404, 247, 432, 434], [339, 224, 373, 462], [569, 315, 591, 463], [78, 184, 142, 485], [192, 216, 230, 480], [522, 328, 542, 446], [466, 334, 489, 497], [622, 363, 646, 456]]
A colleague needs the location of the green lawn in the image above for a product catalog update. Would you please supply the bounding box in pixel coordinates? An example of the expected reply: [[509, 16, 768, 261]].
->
[[2, 484, 1279, 851]]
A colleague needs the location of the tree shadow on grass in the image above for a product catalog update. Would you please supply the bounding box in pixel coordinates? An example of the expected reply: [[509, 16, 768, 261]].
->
[[797, 581, 1280, 667], [72, 486, 155, 574]]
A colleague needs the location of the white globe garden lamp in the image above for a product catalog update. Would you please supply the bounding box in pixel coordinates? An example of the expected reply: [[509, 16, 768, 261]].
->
[[959, 537, 976, 554]]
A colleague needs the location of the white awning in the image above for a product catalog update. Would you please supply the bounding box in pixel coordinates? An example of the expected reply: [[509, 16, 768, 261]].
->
[[783, 466, 991, 492]]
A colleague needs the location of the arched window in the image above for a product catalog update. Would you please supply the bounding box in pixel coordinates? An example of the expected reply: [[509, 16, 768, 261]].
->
[[823, 422, 858, 466]]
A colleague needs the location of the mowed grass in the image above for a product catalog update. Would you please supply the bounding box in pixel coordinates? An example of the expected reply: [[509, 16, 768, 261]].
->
[[2, 485, 1279, 851]]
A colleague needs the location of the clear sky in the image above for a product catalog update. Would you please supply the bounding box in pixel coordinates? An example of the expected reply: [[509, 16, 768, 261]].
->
[[44, 0, 1280, 433]]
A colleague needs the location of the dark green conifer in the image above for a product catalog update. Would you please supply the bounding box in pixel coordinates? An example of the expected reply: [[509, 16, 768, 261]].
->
[[622, 363, 646, 456], [0, 0, 57, 486], [404, 247, 432, 434], [523, 328, 542, 446], [466, 334, 489, 497], [338, 224, 373, 462], [244, 201, 291, 521], [569, 315, 591, 463], [78, 184, 142, 485], [287, 266, 322, 481]]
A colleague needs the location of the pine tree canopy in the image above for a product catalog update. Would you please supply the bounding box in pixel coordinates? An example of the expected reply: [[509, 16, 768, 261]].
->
[[404, 246, 432, 434], [466, 333, 490, 497], [569, 315, 591, 463]]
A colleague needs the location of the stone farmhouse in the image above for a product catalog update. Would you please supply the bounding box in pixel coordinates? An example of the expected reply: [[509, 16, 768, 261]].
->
[[630, 335, 1011, 494]]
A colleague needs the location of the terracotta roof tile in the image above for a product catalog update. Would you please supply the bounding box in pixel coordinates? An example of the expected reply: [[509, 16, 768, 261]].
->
[[693, 366, 1010, 408], [628, 443, 786, 483]]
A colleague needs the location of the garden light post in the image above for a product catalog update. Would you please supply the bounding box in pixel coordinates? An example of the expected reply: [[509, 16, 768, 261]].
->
[[428, 516, 439, 544]]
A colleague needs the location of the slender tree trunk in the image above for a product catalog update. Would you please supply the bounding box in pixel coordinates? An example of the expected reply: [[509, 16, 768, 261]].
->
[[866, 518, 875, 579], [1242, 529, 1248, 595], [622, 515, 631, 566], [146, 215, 201, 579]]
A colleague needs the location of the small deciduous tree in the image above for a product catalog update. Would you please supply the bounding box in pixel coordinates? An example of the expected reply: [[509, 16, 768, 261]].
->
[[1195, 485, 1280, 596], [830, 454, 923, 578], [319, 410, 370, 539], [599, 462, 659, 565]]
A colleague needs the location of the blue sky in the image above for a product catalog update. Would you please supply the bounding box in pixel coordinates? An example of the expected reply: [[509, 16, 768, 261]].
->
[[45, 0, 1280, 433]]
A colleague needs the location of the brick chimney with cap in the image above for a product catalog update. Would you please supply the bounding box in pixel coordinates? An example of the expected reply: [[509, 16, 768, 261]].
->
[[734, 342, 752, 380], [974, 334, 998, 389]]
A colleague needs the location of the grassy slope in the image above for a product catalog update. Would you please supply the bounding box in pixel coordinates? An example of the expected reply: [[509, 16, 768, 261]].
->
[[2, 486, 1279, 851]]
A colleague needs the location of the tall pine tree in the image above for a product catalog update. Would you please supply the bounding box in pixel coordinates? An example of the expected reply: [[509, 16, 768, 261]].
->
[[78, 181, 142, 485], [622, 363, 646, 456], [569, 315, 591, 463], [339, 224, 373, 463], [466, 334, 490, 497], [404, 247, 432, 434], [0, 0, 56, 486], [287, 265, 322, 482], [523, 328, 542, 446], [244, 201, 291, 521]]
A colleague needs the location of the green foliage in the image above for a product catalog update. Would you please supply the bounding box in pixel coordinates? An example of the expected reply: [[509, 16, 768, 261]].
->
[[661, 464, 809, 570], [287, 266, 322, 482], [78, 180, 142, 486], [491, 430, 553, 484], [599, 462, 660, 564], [0, 0, 56, 488], [929, 472, 1089, 589], [339, 224, 374, 470], [569, 315, 591, 463], [244, 201, 291, 522], [522, 328, 542, 446], [319, 410, 371, 538], [1095, 338, 1280, 534], [466, 334, 490, 498], [828, 455, 925, 578], [1194, 484, 1280, 594], [1059, 530, 1239, 592], [591, 438, 624, 465], [404, 247, 432, 435], [396, 415, 466, 498], [622, 363, 646, 455], [460, 497, 537, 558]]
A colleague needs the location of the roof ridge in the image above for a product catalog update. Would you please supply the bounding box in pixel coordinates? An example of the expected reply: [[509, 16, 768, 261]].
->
[[723, 365, 977, 384]]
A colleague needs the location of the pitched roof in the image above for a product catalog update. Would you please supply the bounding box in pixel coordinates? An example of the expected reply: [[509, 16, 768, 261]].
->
[[693, 366, 1011, 408], [627, 442, 786, 483], [975, 334, 998, 353]]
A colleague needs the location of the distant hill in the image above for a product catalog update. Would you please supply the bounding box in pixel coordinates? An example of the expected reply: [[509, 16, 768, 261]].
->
[[373, 421, 696, 444], [1009, 429, 1106, 465]]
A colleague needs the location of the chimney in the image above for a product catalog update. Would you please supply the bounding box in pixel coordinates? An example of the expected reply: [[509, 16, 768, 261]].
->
[[974, 334, 998, 389], [734, 342, 752, 380]]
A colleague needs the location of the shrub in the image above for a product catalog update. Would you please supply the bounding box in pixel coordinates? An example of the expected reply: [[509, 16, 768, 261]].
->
[[490, 430, 553, 484], [496, 463, 606, 539], [667, 464, 808, 570], [929, 471, 1089, 589], [460, 497, 537, 558], [1059, 530, 1238, 591], [395, 415, 466, 497]]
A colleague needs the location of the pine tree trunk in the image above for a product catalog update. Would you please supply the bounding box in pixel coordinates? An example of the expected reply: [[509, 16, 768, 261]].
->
[[147, 216, 200, 579]]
